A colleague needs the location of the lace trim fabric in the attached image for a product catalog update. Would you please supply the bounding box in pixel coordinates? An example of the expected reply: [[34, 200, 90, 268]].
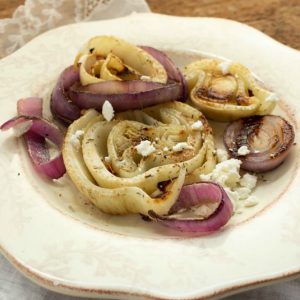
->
[[0, 0, 150, 59]]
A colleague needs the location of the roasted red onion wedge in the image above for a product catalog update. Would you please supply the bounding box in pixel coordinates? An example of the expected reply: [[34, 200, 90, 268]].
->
[[224, 115, 295, 172], [69, 80, 181, 111], [1, 98, 66, 179], [1, 97, 43, 132], [51, 66, 81, 124], [51, 65, 182, 122], [148, 182, 233, 234], [140, 46, 188, 100], [51, 43, 186, 122]]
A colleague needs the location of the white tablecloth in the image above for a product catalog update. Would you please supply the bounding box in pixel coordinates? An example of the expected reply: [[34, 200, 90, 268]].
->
[[0, 0, 299, 299]]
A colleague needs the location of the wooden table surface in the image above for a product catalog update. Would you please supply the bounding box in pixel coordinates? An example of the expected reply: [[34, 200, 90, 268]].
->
[[0, 0, 299, 50]]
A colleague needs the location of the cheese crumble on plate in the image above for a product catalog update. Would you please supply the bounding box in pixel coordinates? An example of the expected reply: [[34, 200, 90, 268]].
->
[[70, 130, 84, 150], [102, 100, 114, 121], [200, 153, 258, 212], [135, 140, 156, 157], [172, 142, 193, 152], [237, 145, 251, 156], [191, 120, 203, 130]]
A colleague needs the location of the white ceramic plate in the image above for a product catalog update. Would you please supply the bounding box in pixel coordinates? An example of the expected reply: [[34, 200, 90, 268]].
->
[[0, 13, 300, 300]]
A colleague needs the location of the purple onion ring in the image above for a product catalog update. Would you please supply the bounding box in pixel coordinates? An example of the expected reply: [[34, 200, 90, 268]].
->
[[148, 182, 233, 234]]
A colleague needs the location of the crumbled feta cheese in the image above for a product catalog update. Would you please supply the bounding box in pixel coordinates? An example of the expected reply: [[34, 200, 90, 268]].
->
[[199, 173, 211, 181], [163, 147, 169, 152], [135, 140, 156, 157], [225, 188, 240, 204], [235, 187, 252, 200], [244, 196, 258, 207], [240, 173, 257, 190], [172, 142, 193, 152], [266, 93, 279, 102], [140, 75, 151, 81], [191, 120, 203, 130], [224, 188, 239, 211], [104, 156, 111, 163], [219, 60, 232, 75], [70, 130, 84, 150], [191, 202, 219, 217], [216, 148, 229, 163], [200, 158, 258, 212], [102, 100, 114, 121], [200, 158, 241, 188], [237, 145, 250, 156]]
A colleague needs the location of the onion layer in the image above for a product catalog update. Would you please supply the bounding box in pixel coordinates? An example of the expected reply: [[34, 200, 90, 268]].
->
[[51, 66, 81, 124], [1, 98, 66, 179], [69, 80, 181, 111], [140, 46, 188, 101], [148, 182, 233, 234], [224, 115, 295, 172], [18, 97, 43, 117]]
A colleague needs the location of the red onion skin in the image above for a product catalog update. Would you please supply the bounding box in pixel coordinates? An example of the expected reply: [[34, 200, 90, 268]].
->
[[17, 98, 63, 146], [51, 46, 187, 122], [1, 98, 66, 179], [148, 182, 233, 234], [69, 81, 181, 111], [140, 46, 188, 101], [0, 96, 42, 131], [169, 182, 221, 214], [0, 116, 30, 131], [224, 115, 295, 173], [73, 79, 169, 94], [28, 119, 64, 146], [140, 46, 182, 82], [23, 118, 65, 179], [25, 130, 65, 179], [51, 66, 81, 124], [240, 149, 291, 173], [17, 97, 42, 117]]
